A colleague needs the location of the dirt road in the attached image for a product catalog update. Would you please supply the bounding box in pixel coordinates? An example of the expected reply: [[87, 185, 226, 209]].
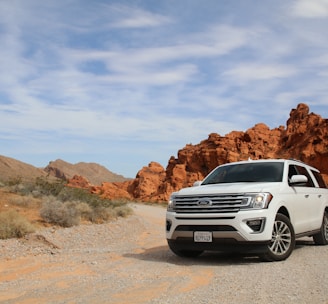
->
[[0, 203, 327, 304]]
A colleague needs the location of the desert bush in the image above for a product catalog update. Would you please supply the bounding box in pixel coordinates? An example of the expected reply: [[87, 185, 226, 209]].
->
[[56, 186, 85, 201], [92, 205, 133, 222], [113, 205, 133, 218], [75, 202, 93, 221], [6, 176, 22, 187], [0, 210, 35, 239], [90, 206, 116, 223], [8, 194, 41, 208], [40, 197, 81, 227], [34, 177, 66, 197]]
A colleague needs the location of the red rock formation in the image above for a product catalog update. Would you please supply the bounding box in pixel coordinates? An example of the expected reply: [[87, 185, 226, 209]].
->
[[128, 162, 166, 201], [66, 175, 92, 189], [91, 181, 132, 200], [67, 103, 328, 202], [279, 103, 328, 172]]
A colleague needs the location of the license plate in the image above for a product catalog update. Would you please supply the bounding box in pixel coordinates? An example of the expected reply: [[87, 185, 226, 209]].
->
[[194, 231, 212, 243]]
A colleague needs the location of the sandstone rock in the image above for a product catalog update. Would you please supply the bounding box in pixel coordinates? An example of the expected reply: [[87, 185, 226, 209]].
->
[[66, 175, 92, 189], [128, 162, 166, 201], [91, 181, 132, 200]]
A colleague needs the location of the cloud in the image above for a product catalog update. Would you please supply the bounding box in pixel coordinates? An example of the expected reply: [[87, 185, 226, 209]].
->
[[109, 5, 173, 28], [222, 63, 298, 84], [290, 0, 328, 18]]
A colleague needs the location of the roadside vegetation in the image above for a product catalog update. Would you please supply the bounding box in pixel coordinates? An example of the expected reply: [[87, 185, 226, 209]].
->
[[0, 210, 35, 239], [0, 177, 133, 239]]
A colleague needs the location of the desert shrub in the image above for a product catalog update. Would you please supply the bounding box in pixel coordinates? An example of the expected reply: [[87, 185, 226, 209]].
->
[[89, 206, 116, 223], [114, 205, 133, 218], [34, 177, 66, 197], [39, 197, 126, 227], [40, 197, 81, 227], [75, 202, 93, 221], [8, 194, 41, 208], [57, 187, 99, 204], [6, 176, 22, 187], [0, 210, 35, 239], [91, 205, 133, 222]]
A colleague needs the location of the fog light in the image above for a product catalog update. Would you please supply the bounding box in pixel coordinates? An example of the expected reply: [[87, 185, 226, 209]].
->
[[246, 218, 265, 233], [166, 220, 172, 232]]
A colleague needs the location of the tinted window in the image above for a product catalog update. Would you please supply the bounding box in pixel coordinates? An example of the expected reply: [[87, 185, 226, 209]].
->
[[202, 162, 284, 185], [311, 170, 327, 188]]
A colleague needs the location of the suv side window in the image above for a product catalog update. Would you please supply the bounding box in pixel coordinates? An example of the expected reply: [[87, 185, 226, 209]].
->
[[311, 170, 327, 188], [288, 165, 315, 187]]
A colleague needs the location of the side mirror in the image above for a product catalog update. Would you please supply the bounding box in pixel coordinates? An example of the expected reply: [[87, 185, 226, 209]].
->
[[289, 175, 308, 185], [193, 181, 202, 187]]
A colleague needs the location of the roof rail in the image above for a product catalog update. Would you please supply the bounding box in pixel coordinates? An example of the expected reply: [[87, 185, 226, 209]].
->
[[288, 158, 308, 165]]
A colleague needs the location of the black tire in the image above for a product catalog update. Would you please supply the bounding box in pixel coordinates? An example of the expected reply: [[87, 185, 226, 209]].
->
[[261, 213, 295, 262], [167, 240, 203, 258], [313, 211, 328, 245]]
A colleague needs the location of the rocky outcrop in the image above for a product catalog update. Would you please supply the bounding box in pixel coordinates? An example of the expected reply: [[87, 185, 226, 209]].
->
[[128, 162, 166, 201], [278, 103, 328, 171], [91, 181, 132, 200], [68, 103, 328, 202], [66, 175, 92, 189]]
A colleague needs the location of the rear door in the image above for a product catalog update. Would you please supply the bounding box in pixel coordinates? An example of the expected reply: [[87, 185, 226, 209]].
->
[[287, 164, 318, 234], [309, 170, 328, 230]]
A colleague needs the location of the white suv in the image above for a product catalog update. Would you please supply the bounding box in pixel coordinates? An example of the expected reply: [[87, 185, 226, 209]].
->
[[166, 159, 328, 261]]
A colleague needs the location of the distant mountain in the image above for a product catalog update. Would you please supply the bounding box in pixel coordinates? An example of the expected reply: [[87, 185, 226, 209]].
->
[[0, 155, 128, 185], [0, 155, 49, 182], [44, 159, 128, 184]]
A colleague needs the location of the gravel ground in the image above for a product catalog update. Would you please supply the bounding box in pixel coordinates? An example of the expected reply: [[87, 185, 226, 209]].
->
[[0, 203, 327, 304]]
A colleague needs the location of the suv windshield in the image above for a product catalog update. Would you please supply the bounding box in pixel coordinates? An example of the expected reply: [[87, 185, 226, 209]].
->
[[202, 162, 284, 185]]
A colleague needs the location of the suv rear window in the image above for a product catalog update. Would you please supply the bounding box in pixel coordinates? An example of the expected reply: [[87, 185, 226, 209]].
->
[[311, 170, 327, 188], [202, 162, 284, 185]]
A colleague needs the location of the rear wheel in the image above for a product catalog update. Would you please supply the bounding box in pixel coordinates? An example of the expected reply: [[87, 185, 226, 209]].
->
[[313, 211, 328, 245], [261, 213, 295, 262], [167, 240, 203, 258]]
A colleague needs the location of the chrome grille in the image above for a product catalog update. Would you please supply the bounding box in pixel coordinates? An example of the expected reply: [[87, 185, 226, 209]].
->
[[172, 194, 251, 213]]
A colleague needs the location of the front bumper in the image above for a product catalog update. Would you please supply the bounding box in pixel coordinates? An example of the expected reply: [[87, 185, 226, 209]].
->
[[166, 209, 274, 244]]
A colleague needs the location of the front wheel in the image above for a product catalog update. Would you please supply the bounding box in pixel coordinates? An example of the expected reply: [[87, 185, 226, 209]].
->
[[261, 214, 295, 262], [313, 211, 328, 245]]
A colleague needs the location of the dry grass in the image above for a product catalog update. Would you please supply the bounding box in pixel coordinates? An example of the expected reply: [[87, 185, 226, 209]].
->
[[0, 210, 35, 239]]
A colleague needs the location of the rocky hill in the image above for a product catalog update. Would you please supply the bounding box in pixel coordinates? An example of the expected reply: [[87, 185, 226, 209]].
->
[[81, 103, 328, 202], [44, 159, 127, 184], [0, 156, 128, 184], [0, 155, 49, 182]]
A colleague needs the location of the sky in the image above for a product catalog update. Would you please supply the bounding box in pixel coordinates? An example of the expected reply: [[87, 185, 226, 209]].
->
[[0, 0, 328, 178]]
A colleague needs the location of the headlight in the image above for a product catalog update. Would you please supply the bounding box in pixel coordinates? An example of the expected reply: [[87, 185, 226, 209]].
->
[[167, 195, 175, 211], [249, 193, 273, 209]]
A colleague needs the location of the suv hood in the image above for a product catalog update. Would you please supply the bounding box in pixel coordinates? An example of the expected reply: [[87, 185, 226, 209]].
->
[[175, 182, 282, 196]]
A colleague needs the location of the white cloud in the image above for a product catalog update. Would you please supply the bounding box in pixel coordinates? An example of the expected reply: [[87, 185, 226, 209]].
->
[[291, 0, 328, 18], [109, 5, 173, 28], [222, 63, 298, 84]]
